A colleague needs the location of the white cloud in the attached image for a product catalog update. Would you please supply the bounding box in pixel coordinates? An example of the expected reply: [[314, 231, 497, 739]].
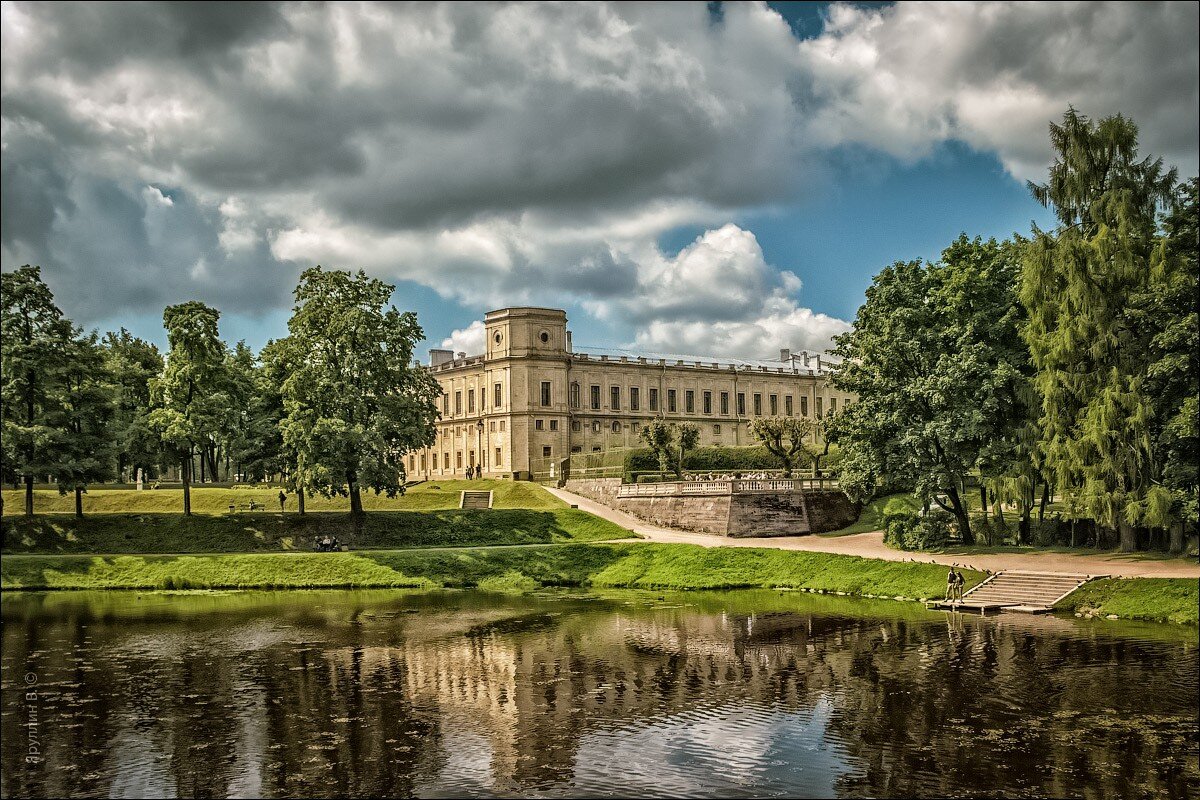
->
[[440, 319, 486, 356], [796, 1, 1199, 181]]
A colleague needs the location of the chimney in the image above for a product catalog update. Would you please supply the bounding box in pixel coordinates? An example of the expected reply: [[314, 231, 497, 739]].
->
[[566, 330, 573, 352], [802, 352, 810, 367], [456, 351, 466, 360], [429, 349, 454, 366], [814, 354, 822, 372], [780, 348, 791, 363]]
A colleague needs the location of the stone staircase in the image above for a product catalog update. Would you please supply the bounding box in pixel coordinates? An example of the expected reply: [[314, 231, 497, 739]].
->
[[460, 490, 493, 510], [938, 570, 1098, 614]]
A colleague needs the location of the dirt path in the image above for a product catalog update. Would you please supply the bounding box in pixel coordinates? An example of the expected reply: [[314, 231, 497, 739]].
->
[[546, 487, 1200, 579]]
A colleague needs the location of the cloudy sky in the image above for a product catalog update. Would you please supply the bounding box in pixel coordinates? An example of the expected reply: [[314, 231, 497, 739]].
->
[[3, 1, 1197, 360]]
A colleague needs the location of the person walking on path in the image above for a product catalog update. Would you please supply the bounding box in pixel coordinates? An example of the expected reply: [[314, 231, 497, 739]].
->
[[278, 490, 287, 513]]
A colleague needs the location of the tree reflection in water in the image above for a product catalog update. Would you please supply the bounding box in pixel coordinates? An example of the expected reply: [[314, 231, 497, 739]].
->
[[2, 590, 1196, 798]]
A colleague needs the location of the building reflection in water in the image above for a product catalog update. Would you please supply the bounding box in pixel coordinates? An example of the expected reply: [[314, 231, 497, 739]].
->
[[2, 590, 1196, 798]]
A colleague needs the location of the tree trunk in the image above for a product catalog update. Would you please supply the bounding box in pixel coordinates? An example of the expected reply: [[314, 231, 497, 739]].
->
[[946, 485, 973, 545], [1038, 483, 1050, 523], [348, 470, 363, 517], [75, 487, 84, 518], [182, 454, 192, 516], [1019, 505, 1031, 546], [1169, 522, 1184, 555], [24, 475, 34, 517], [199, 451, 205, 483], [1118, 519, 1136, 552], [298, 486, 306, 516], [979, 485, 987, 516]]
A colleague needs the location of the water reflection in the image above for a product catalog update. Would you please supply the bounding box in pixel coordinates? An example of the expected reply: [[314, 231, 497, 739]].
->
[[2, 590, 1197, 798]]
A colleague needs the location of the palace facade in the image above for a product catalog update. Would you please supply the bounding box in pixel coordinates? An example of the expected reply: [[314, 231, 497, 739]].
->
[[407, 307, 853, 480]]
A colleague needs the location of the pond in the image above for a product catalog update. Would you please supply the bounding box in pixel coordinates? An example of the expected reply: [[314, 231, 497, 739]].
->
[[2, 589, 1197, 798]]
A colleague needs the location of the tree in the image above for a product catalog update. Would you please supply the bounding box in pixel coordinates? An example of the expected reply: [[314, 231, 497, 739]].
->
[[749, 416, 815, 477], [102, 328, 164, 483], [1021, 109, 1178, 551], [1, 266, 75, 517], [279, 267, 440, 518], [149, 302, 229, 515], [677, 423, 699, 476], [230, 340, 285, 483], [55, 332, 116, 516], [638, 420, 698, 479], [830, 236, 1029, 544]]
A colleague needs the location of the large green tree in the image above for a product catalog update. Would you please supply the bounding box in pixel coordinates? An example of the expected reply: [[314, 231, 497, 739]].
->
[[149, 302, 229, 515], [1021, 109, 1178, 550], [748, 416, 816, 477], [102, 328, 164, 483], [830, 236, 1029, 543], [55, 332, 116, 516], [1, 266, 76, 516], [279, 267, 440, 518]]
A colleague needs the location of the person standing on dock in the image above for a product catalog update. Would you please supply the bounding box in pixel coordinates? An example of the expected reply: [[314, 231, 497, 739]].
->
[[953, 569, 965, 601], [947, 568, 958, 605]]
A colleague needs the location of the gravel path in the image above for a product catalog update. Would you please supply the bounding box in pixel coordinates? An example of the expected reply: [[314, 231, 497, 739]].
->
[[546, 486, 1200, 578]]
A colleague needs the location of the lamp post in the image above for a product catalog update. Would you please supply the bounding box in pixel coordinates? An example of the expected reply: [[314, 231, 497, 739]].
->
[[476, 419, 484, 477]]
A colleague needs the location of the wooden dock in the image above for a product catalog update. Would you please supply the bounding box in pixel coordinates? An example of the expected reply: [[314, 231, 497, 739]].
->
[[931, 571, 1100, 615]]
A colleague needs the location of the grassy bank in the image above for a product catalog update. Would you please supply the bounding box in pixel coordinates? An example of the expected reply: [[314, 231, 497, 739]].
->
[[1054, 577, 1199, 625], [1, 480, 557, 516], [1, 507, 633, 554], [0, 542, 982, 599], [820, 492, 921, 537]]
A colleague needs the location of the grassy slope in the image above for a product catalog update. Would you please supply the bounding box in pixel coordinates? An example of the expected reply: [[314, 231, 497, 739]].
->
[[1, 480, 640, 554], [1054, 578, 1199, 625], [1, 480, 559, 515], [0, 542, 983, 599], [819, 492, 921, 537]]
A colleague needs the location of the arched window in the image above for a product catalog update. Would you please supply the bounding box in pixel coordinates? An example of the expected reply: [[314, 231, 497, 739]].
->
[[611, 421, 621, 433]]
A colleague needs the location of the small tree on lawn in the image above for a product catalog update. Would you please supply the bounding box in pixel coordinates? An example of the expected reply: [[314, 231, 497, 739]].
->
[[639, 418, 675, 477], [748, 416, 814, 477]]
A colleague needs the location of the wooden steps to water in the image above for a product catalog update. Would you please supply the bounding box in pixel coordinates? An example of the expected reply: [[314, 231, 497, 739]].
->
[[460, 490, 493, 510], [933, 570, 1100, 615]]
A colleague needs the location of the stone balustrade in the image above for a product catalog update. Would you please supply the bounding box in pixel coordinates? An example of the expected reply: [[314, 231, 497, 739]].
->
[[617, 478, 838, 498]]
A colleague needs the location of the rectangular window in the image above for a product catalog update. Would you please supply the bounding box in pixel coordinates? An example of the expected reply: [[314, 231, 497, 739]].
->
[[801, 396, 809, 417], [753, 393, 762, 416], [720, 391, 729, 415], [494, 382, 502, 408], [611, 386, 621, 411], [667, 389, 677, 413], [630, 387, 640, 411], [685, 390, 695, 413], [454, 391, 462, 414], [489, 421, 496, 432], [541, 381, 551, 406], [570, 383, 580, 408], [443, 453, 449, 469], [456, 452, 463, 468], [703, 391, 712, 414], [769, 394, 778, 415], [535, 419, 544, 430], [499, 420, 506, 432], [713, 424, 721, 435], [420, 453, 426, 471], [571, 445, 582, 453], [442, 393, 449, 414], [737, 393, 746, 416], [649, 388, 659, 411], [542, 446, 552, 458], [468, 389, 475, 413], [550, 419, 558, 431], [816, 397, 824, 418], [592, 446, 602, 452], [785, 395, 793, 416], [592, 421, 602, 433], [571, 419, 581, 432], [495, 448, 502, 466], [590, 385, 601, 410], [830, 397, 838, 413]]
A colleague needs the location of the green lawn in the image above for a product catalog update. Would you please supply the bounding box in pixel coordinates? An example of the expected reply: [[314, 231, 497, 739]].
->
[[0, 542, 983, 599], [818, 492, 921, 537], [1054, 577, 1199, 625], [1, 480, 562, 516], [1, 506, 633, 555]]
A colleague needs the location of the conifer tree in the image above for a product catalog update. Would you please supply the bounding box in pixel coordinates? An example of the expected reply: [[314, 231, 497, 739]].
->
[[56, 332, 116, 516], [1021, 108, 1177, 550]]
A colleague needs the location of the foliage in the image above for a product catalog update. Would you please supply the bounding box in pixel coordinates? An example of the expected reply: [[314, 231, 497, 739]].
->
[[101, 328, 164, 481], [637, 419, 698, 478], [148, 301, 229, 514], [53, 332, 116, 509], [882, 511, 954, 551], [748, 416, 815, 476], [1, 266, 81, 515], [277, 267, 441, 516], [829, 236, 1029, 543], [1021, 109, 1181, 543], [625, 445, 782, 473]]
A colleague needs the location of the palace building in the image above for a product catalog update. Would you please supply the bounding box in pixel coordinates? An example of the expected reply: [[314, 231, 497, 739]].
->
[[407, 307, 853, 480]]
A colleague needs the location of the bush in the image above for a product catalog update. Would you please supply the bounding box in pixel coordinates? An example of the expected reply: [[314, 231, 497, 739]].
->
[[883, 511, 953, 551], [625, 445, 794, 474]]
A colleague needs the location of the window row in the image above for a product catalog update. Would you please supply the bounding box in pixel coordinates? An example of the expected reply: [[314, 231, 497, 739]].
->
[[407, 448, 504, 472], [565, 384, 840, 417], [442, 382, 506, 415]]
